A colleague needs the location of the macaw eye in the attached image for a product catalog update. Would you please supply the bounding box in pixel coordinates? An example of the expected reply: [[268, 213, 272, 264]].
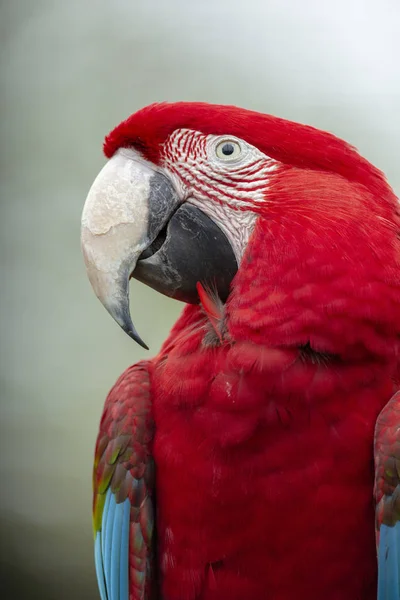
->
[[215, 139, 242, 161]]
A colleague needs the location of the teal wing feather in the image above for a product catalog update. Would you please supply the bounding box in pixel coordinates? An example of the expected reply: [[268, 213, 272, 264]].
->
[[93, 361, 156, 600], [374, 390, 400, 600]]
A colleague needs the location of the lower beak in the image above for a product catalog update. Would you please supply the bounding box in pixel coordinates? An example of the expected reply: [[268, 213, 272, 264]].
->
[[81, 149, 237, 348]]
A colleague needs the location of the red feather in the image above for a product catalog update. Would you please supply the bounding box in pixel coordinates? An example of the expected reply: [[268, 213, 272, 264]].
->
[[103, 101, 394, 205], [196, 282, 224, 343]]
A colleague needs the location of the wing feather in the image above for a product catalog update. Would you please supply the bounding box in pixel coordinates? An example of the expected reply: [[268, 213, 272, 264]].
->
[[374, 390, 400, 600], [95, 531, 107, 600], [92, 361, 155, 600]]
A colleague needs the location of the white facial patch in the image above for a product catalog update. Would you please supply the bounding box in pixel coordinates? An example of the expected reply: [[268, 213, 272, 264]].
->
[[162, 129, 278, 261]]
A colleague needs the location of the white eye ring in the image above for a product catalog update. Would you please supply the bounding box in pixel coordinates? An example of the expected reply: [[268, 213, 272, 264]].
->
[[215, 139, 242, 161]]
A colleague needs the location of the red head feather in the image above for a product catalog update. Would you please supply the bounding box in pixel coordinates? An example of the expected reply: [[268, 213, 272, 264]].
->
[[104, 102, 393, 204]]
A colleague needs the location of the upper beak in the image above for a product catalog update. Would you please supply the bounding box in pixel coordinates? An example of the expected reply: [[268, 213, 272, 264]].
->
[[81, 149, 180, 348], [81, 148, 238, 348]]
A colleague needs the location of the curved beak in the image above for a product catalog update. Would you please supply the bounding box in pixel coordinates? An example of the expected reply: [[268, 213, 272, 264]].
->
[[82, 149, 238, 348], [81, 149, 180, 348]]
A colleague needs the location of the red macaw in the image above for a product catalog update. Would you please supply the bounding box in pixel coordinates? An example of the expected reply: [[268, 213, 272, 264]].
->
[[81, 102, 400, 600]]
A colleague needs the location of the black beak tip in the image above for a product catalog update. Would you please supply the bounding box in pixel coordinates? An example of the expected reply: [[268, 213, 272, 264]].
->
[[110, 302, 150, 350], [123, 325, 149, 350]]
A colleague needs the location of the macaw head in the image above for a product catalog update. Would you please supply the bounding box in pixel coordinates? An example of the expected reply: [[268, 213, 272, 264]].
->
[[82, 102, 400, 360]]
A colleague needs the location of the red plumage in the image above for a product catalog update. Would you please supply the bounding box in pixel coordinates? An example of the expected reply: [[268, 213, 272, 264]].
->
[[103, 102, 392, 203], [97, 103, 400, 598]]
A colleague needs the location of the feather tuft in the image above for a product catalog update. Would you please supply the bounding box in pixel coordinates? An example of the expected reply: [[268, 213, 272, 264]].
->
[[196, 281, 225, 343]]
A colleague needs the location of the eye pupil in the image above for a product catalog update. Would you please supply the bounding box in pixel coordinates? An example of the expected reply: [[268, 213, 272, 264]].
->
[[222, 143, 234, 156], [215, 140, 242, 160]]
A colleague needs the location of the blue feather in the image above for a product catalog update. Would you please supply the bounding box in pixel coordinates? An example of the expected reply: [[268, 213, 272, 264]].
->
[[110, 499, 124, 599], [96, 490, 131, 600], [104, 490, 116, 594], [378, 522, 400, 600], [102, 489, 111, 561], [95, 532, 108, 600], [119, 499, 130, 600]]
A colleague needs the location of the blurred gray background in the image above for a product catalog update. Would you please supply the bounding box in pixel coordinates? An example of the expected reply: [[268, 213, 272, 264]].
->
[[0, 0, 399, 598]]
